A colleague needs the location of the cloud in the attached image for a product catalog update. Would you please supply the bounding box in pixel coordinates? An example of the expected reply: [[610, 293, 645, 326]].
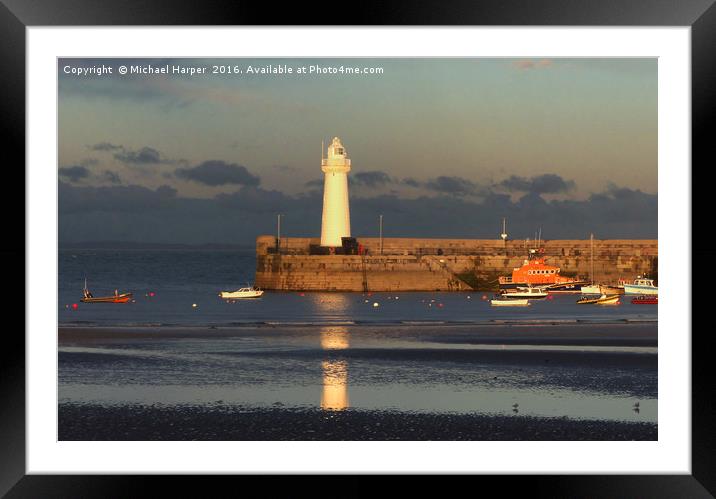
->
[[304, 178, 324, 189], [513, 59, 553, 70], [88, 142, 123, 152], [113, 146, 164, 165], [352, 171, 393, 187], [79, 158, 100, 167], [59, 180, 177, 214], [58, 180, 657, 244], [102, 170, 122, 184], [401, 178, 422, 188], [424, 176, 479, 196], [271, 165, 298, 173], [175, 160, 261, 187], [497, 174, 575, 194], [58, 165, 90, 182], [398, 175, 484, 197], [88, 143, 182, 166]]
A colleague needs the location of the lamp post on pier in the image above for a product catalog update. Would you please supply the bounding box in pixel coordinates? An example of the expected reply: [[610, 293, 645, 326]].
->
[[276, 214, 282, 253], [379, 214, 383, 255]]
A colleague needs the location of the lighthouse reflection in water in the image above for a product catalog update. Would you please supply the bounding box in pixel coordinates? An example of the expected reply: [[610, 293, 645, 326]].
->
[[320, 327, 349, 411], [316, 294, 351, 410]]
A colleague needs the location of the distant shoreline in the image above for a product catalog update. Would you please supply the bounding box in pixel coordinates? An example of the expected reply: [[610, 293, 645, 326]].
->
[[59, 241, 255, 250]]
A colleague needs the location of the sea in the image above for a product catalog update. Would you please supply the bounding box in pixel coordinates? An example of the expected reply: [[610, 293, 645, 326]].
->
[[57, 248, 658, 433], [58, 248, 658, 327]]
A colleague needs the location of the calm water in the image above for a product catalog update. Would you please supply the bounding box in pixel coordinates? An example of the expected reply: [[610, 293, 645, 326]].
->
[[58, 325, 657, 422], [58, 249, 657, 427], [59, 249, 658, 327]]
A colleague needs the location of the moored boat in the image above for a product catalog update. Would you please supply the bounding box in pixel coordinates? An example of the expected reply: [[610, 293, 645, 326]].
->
[[500, 286, 548, 299], [544, 281, 588, 292], [595, 295, 621, 305], [219, 285, 264, 299], [491, 298, 530, 307], [631, 295, 658, 304], [580, 284, 601, 294], [600, 285, 625, 295], [81, 293, 133, 303], [80, 280, 132, 303], [499, 247, 584, 291], [577, 294, 620, 305], [623, 277, 658, 295], [581, 284, 624, 295]]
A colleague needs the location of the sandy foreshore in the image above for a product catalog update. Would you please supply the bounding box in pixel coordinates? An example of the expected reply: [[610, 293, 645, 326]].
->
[[58, 322, 657, 440], [58, 403, 657, 441]]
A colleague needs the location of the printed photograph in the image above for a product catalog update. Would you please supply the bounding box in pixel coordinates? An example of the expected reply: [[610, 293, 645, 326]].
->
[[58, 58, 657, 440]]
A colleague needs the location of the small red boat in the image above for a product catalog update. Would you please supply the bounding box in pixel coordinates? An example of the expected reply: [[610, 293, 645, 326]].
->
[[80, 279, 132, 303], [631, 295, 658, 305]]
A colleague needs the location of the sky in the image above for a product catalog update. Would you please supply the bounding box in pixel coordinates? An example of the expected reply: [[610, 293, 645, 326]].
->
[[58, 58, 657, 244]]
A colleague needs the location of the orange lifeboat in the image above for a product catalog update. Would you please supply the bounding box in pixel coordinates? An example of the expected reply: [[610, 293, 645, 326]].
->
[[498, 248, 587, 291]]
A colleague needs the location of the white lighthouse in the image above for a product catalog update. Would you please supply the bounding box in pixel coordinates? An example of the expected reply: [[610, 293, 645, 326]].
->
[[320, 137, 352, 247]]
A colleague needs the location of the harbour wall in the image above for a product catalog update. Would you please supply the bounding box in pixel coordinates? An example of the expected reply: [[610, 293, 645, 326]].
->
[[254, 236, 658, 292]]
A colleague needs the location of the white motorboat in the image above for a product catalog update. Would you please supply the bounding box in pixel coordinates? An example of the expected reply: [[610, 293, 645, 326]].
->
[[219, 286, 264, 299], [501, 286, 548, 299], [623, 277, 658, 295], [491, 298, 530, 306]]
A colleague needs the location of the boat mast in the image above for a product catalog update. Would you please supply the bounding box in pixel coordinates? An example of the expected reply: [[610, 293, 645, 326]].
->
[[590, 233, 594, 284]]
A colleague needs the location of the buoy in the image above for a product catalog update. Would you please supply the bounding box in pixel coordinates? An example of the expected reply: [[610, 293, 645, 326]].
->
[[71, 303, 78, 310], [438, 303, 444, 308], [482, 295, 487, 300], [65, 304, 69, 309], [395, 296, 399, 300], [467, 295, 471, 299], [548, 295, 554, 300], [149, 291, 155, 297], [373, 302, 379, 307], [299, 293, 305, 297], [192, 303, 197, 308]]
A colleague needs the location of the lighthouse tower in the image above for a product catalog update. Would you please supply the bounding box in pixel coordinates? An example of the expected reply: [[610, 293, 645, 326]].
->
[[320, 137, 351, 247]]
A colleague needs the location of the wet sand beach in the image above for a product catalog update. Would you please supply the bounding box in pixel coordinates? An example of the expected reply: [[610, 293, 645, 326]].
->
[[58, 323, 657, 440], [59, 404, 657, 441]]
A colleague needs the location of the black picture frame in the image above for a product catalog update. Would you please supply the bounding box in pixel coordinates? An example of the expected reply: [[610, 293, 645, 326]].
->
[[3, 0, 712, 495]]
